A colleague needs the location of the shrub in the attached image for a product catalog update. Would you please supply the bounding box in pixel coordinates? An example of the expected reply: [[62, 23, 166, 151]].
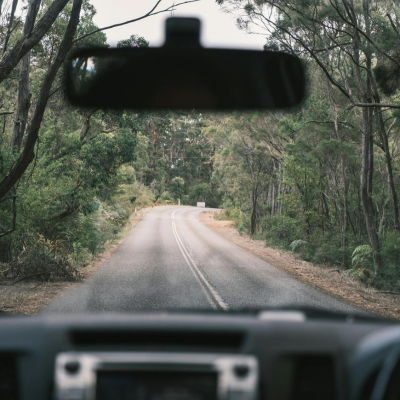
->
[[290, 239, 308, 253], [352, 245, 373, 269], [160, 191, 172, 201], [181, 195, 190, 205], [169, 177, 185, 200], [341, 266, 373, 284], [215, 207, 241, 221], [376, 231, 400, 290], [263, 215, 300, 247], [6, 234, 80, 282]]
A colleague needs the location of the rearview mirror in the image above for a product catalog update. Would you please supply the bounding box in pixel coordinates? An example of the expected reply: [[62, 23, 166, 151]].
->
[[66, 18, 304, 110]]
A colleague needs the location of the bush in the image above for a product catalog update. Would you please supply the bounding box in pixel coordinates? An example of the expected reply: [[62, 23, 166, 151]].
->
[[376, 231, 400, 290], [160, 191, 172, 201], [6, 234, 80, 282], [169, 177, 185, 200], [290, 239, 308, 253], [341, 267, 373, 284], [236, 219, 250, 234], [215, 207, 241, 221], [263, 215, 301, 247], [181, 195, 190, 205], [352, 245, 373, 268]]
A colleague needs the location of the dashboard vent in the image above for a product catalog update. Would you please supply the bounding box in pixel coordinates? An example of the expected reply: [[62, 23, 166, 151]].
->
[[291, 355, 336, 400], [69, 330, 244, 352], [274, 354, 336, 400], [0, 353, 19, 400]]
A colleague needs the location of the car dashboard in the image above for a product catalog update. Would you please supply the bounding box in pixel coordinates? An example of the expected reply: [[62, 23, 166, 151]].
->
[[0, 311, 398, 400]]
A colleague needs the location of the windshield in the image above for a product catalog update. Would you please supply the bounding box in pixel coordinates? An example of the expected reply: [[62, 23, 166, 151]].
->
[[0, 0, 399, 320]]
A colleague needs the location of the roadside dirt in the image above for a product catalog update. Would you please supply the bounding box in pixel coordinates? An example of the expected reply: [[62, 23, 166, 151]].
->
[[199, 211, 400, 320], [0, 208, 150, 315]]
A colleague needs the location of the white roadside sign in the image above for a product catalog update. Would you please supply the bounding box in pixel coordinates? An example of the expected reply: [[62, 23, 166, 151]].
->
[[197, 202, 206, 208]]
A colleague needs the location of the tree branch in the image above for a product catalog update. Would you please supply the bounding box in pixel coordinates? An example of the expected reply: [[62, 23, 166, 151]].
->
[[48, 83, 66, 99], [0, 195, 17, 204], [73, 0, 201, 44], [0, 0, 70, 84]]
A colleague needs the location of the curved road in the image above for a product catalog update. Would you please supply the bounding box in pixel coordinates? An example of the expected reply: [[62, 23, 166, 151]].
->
[[46, 206, 362, 314]]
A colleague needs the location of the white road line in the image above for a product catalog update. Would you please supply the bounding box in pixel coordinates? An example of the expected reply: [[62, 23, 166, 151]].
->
[[172, 221, 217, 309], [171, 209, 229, 311]]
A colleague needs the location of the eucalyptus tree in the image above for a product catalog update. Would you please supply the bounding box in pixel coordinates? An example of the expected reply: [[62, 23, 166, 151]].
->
[[216, 0, 400, 274], [0, 0, 201, 240]]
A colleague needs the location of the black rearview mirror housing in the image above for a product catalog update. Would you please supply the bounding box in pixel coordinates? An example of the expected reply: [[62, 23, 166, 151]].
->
[[66, 17, 304, 110]]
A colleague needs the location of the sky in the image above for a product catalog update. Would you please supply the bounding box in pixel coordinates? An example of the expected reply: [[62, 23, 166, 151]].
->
[[89, 0, 266, 50]]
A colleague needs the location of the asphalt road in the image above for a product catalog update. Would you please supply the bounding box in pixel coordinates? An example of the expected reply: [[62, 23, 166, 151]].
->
[[45, 206, 362, 314]]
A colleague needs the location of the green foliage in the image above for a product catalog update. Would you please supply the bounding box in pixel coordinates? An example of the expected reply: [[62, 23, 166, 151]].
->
[[263, 216, 301, 247], [352, 245, 373, 268], [375, 232, 400, 290], [169, 177, 185, 200], [341, 267, 373, 284], [117, 34, 149, 48], [160, 191, 172, 201], [290, 239, 308, 253]]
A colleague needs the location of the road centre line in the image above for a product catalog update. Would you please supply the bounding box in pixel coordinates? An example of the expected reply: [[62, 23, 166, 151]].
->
[[172, 221, 217, 310], [171, 209, 229, 311]]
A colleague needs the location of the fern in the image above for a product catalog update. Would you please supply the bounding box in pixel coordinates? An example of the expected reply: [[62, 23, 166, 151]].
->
[[290, 239, 308, 253], [351, 245, 372, 267], [341, 267, 372, 284]]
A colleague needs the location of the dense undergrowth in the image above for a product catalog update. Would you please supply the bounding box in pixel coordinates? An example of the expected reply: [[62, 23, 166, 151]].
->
[[0, 165, 157, 282], [216, 205, 400, 292]]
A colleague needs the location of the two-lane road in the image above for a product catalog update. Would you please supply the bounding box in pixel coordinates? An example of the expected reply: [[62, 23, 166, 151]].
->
[[46, 206, 361, 313]]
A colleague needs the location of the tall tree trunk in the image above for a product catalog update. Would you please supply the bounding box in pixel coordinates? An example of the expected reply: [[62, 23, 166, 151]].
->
[[360, 107, 382, 273], [80, 108, 99, 141], [377, 113, 400, 231], [327, 80, 348, 266], [0, 0, 83, 201], [11, 0, 41, 149], [351, 0, 383, 274], [251, 187, 257, 235]]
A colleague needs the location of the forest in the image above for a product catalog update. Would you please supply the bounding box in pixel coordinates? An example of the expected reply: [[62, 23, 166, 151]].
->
[[1, 0, 400, 292]]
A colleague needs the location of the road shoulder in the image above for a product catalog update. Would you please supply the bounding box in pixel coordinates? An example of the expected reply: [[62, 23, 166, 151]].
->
[[199, 211, 400, 320], [0, 208, 150, 315]]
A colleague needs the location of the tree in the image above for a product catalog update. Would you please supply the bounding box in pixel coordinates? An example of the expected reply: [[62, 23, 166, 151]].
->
[[0, 0, 200, 219], [117, 34, 149, 48], [169, 177, 184, 200], [216, 0, 400, 273]]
